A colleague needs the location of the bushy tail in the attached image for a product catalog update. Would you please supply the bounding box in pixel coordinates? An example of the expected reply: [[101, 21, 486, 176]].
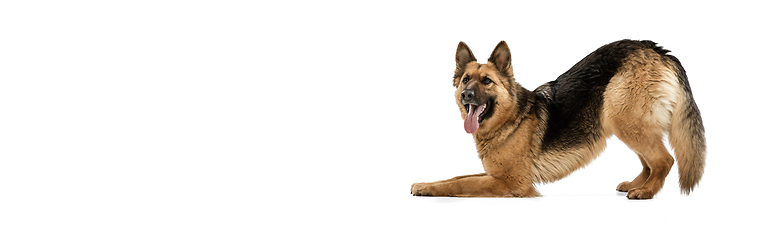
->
[[667, 56, 706, 195]]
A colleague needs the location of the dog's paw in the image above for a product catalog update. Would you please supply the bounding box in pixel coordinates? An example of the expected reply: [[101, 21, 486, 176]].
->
[[616, 181, 634, 192], [410, 182, 434, 196], [626, 188, 655, 199]]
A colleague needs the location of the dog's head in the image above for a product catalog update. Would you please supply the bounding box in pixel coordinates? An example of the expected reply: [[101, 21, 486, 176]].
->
[[453, 41, 518, 134]]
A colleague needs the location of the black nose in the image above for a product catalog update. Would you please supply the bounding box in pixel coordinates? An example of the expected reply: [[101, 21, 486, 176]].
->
[[461, 89, 475, 101]]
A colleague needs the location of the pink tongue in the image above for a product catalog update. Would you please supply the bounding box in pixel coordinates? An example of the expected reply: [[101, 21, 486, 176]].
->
[[464, 104, 484, 134]]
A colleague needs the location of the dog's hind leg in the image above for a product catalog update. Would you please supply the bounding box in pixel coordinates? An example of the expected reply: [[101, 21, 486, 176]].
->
[[602, 48, 682, 199], [616, 154, 650, 192], [614, 131, 674, 199]]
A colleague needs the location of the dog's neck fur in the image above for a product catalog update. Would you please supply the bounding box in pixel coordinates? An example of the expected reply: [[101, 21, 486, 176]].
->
[[473, 83, 537, 158]]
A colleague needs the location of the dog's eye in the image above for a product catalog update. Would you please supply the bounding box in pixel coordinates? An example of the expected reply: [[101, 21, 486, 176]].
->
[[482, 77, 492, 85], [462, 76, 470, 84]]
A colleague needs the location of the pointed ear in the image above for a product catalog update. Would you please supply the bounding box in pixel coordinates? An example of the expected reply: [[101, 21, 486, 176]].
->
[[488, 41, 513, 76], [455, 42, 477, 74]]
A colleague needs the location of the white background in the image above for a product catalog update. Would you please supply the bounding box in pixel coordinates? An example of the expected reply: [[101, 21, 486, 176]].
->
[[2, 1, 777, 239]]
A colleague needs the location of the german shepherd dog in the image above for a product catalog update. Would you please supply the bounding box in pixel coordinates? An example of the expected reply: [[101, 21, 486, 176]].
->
[[411, 40, 706, 199]]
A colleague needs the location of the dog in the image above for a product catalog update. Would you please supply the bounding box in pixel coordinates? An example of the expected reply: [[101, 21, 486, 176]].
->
[[411, 40, 706, 199]]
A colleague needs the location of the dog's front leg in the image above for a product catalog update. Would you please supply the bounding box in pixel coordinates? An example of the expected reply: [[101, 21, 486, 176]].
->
[[411, 174, 536, 197]]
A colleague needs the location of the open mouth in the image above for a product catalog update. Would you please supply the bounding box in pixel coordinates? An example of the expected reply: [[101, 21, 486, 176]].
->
[[467, 103, 489, 123], [463, 100, 493, 134]]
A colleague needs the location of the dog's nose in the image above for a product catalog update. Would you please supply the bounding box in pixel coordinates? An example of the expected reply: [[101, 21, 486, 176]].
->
[[461, 89, 475, 101]]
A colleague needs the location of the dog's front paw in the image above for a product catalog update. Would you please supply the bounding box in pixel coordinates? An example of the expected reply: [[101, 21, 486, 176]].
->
[[411, 182, 435, 196]]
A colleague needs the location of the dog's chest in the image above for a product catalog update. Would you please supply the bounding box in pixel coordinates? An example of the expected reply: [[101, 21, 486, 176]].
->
[[478, 122, 537, 177]]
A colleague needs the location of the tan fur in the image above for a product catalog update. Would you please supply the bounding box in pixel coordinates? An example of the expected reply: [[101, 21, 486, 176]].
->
[[531, 137, 608, 184], [412, 41, 705, 199], [602, 49, 684, 198]]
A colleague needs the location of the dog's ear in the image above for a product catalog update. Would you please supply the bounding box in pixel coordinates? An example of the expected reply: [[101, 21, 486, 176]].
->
[[455, 42, 476, 75], [488, 41, 513, 76]]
